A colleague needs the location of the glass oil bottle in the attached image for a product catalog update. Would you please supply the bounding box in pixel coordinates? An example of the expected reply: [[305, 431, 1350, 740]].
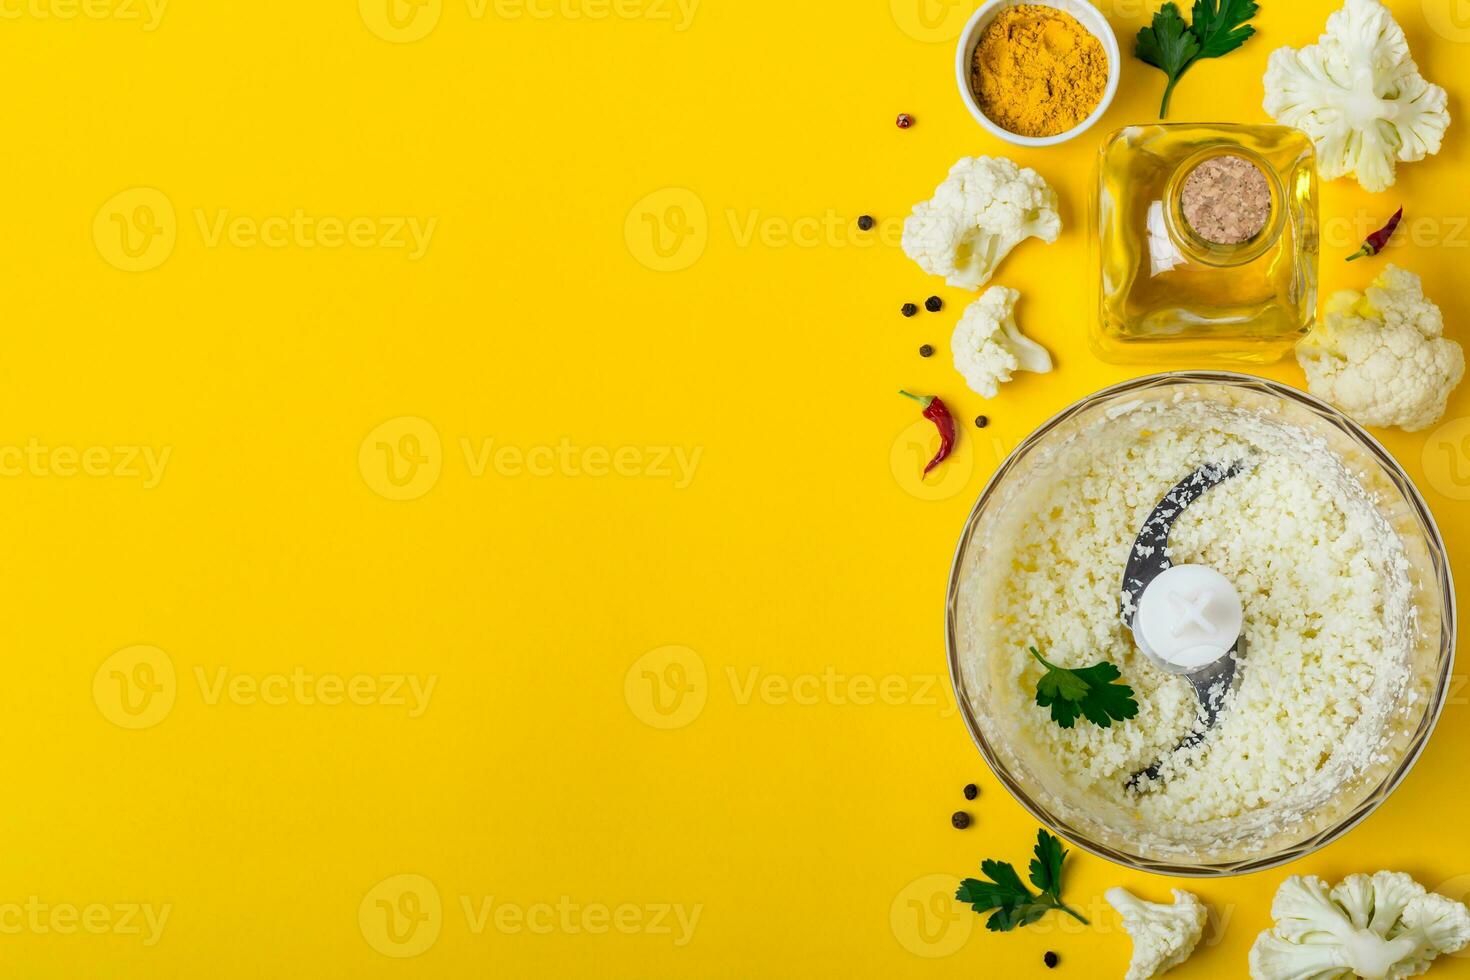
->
[[1091, 124, 1318, 364]]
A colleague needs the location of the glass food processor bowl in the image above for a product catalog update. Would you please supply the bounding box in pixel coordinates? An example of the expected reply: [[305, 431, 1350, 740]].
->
[[945, 372, 1455, 876]]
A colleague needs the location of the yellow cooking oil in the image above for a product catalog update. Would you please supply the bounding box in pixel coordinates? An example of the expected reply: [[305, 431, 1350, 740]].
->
[[1091, 124, 1318, 364]]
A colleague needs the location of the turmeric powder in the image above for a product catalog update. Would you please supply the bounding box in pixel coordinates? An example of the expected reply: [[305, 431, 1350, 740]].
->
[[971, 5, 1108, 138]]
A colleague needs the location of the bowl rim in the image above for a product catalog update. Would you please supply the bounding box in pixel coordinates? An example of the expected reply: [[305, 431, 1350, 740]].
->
[[943, 370, 1459, 876], [954, 0, 1122, 148]]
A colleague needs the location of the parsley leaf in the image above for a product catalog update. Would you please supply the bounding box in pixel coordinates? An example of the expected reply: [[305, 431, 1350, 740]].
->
[[955, 830, 1090, 932], [1135, 0, 1258, 118], [958, 860, 1050, 931], [1030, 647, 1139, 730], [1028, 827, 1064, 896], [1191, 0, 1258, 58], [1136, 3, 1199, 107]]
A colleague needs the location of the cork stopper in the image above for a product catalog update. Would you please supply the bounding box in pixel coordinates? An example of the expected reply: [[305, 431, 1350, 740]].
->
[[1179, 155, 1271, 245]]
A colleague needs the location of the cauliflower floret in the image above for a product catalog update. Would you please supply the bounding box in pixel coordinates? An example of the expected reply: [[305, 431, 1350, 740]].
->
[[1399, 892, 1470, 977], [1263, 0, 1449, 192], [902, 156, 1060, 290], [1250, 872, 1470, 980], [1106, 887, 1207, 980], [951, 286, 1053, 398], [1296, 264, 1463, 432]]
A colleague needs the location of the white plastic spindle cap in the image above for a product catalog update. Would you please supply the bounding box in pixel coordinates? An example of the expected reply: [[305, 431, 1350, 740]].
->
[[1133, 564, 1242, 673]]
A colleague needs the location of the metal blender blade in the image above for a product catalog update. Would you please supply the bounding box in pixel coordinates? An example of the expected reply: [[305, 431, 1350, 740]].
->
[[1121, 460, 1248, 792]]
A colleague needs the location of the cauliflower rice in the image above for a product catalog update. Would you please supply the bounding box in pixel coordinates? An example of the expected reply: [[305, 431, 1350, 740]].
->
[[957, 394, 1425, 853]]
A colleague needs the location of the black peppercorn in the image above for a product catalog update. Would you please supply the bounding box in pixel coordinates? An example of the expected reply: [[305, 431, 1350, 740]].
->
[[975, 416, 989, 428], [919, 344, 934, 358], [857, 215, 875, 231], [901, 303, 919, 318], [963, 783, 978, 800], [925, 296, 943, 312], [1044, 951, 1059, 968], [951, 811, 971, 829]]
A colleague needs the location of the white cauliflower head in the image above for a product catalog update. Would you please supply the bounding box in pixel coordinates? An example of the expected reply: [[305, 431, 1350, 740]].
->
[[951, 286, 1053, 399], [1250, 872, 1470, 980], [902, 156, 1060, 290], [1263, 0, 1449, 192], [1106, 887, 1207, 980], [1295, 264, 1463, 431]]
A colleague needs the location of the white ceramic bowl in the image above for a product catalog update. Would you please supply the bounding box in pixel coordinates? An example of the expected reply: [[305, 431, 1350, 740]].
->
[[955, 0, 1121, 147]]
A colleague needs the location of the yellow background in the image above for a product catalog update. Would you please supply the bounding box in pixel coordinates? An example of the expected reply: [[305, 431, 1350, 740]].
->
[[4, 0, 1470, 975]]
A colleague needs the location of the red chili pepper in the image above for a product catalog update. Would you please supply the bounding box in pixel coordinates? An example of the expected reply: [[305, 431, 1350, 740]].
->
[[1347, 208, 1403, 261], [900, 390, 956, 476]]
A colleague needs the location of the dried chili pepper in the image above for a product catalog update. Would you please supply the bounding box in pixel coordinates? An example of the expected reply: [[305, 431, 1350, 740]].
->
[[1347, 207, 1403, 261], [900, 390, 955, 476]]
